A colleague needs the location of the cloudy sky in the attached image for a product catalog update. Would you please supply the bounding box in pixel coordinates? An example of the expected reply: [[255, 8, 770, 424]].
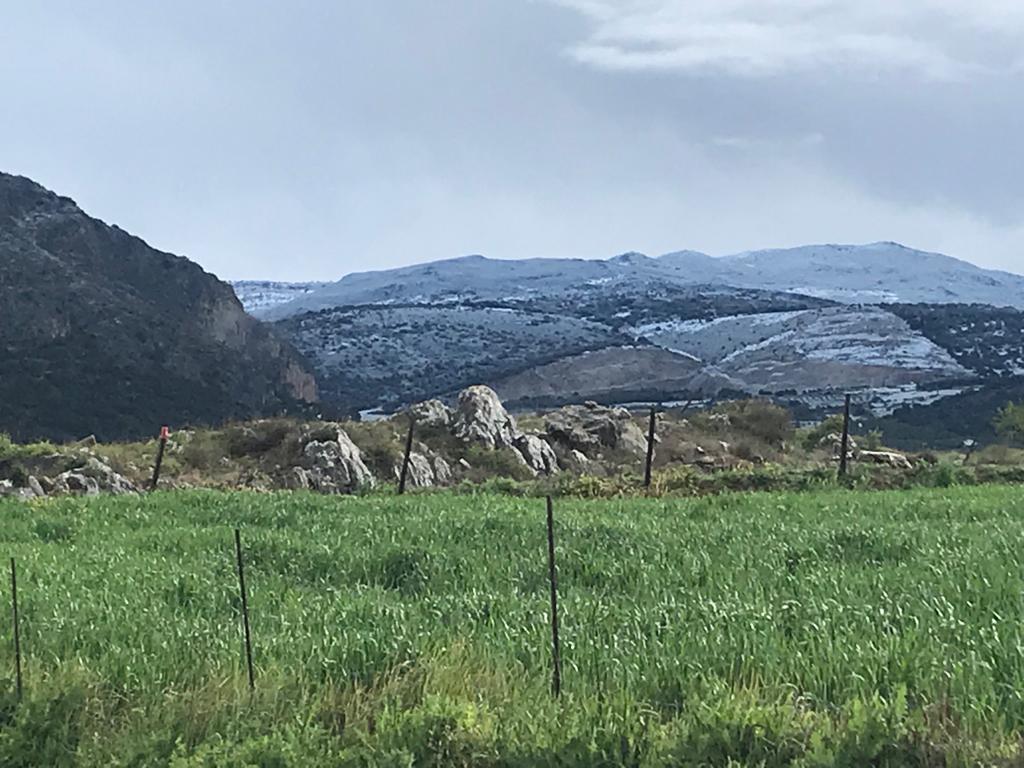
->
[[2, 1, 1022, 280]]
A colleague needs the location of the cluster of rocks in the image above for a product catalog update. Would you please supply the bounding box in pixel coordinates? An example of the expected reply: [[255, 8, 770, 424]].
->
[[820, 432, 912, 469], [272, 386, 652, 494], [0, 386, 658, 501], [0, 452, 138, 500], [287, 427, 376, 493], [397, 387, 649, 483]]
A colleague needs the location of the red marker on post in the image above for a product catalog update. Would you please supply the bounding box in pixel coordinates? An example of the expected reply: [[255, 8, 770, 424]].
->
[[150, 426, 170, 491]]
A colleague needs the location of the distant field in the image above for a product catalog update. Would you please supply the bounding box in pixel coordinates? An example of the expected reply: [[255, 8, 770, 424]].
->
[[3, 487, 1024, 765]]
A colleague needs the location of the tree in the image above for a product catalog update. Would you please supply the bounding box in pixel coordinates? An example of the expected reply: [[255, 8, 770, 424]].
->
[[994, 402, 1024, 445]]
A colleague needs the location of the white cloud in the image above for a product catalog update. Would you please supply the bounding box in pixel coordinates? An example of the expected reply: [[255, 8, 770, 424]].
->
[[552, 0, 1024, 79]]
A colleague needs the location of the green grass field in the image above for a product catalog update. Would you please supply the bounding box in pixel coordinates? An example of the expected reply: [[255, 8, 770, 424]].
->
[[3, 487, 1024, 766]]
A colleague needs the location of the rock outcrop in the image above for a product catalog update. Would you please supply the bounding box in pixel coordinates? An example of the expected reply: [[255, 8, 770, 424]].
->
[[544, 402, 648, 459], [406, 400, 453, 429], [394, 451, 454, 489], [451, 386, 520, 449], [514, 434, 560, 475], [0, 171, 317, 443], [444, 386, 560, 475], [857, 450, 913, 469], [47, 456, 138, 499], [295, 428, 375, 493]]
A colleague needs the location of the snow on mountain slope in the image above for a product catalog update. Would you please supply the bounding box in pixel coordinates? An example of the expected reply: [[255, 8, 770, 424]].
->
[[258, 253, 692, 319], [711, 243, 1024, 307], [276, 304, 628, 410], [633, 306, 972, 394], [491, 346, 738, 407], [263, 242, 1024, 320], [232, 280, 328, 314]]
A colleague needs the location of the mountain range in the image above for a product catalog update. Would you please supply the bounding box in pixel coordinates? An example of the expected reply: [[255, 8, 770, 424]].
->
[[229, 245, 1024, 446], [241, 243, 1024, 318], [2, 170, 1021, 448]]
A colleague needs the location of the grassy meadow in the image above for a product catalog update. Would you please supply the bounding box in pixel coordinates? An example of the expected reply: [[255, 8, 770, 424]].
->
[[3, 487, 1024, 765]]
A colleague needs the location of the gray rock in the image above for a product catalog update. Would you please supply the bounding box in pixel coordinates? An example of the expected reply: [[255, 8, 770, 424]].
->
[[451, 385, 521, 449], [0, 481, 36, 501], [398, 452, 435, 489], [545, 404, 648, 459], [432, 455, 453, 485], [52, 457, 136, 496], [284, 466, 316, 491], [52, 472, 100, 496], [821, 432, 858, 456], [406, 399, 453, 429], [300, 427, 375, 493], [27, 476, 46, 498], [857, 450, 912, 469], [514, 434, 560, 475], [560, 449, 591, 473], [395, 451, 456, 489]]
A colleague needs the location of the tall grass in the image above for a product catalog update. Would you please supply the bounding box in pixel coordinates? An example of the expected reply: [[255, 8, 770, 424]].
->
[[2, 487, 1024, 764]]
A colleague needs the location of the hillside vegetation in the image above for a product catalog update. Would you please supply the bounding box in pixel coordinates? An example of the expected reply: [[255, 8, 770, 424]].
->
[[0, 172, 317, 443], [5, 392, 1024, 503], [3, 488, 1024, 765]]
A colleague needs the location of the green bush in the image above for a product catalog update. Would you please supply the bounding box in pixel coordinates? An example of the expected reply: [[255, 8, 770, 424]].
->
[[799, 414, 846, 452], [462, 446, 535, 482], [720, 400, 794, 447]]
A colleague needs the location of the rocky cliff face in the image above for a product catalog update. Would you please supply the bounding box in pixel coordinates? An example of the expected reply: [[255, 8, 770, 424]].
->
[[0, 172, 317, 441]]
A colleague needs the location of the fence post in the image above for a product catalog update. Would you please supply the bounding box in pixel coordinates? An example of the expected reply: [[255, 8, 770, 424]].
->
[[838, 394, 852, 479], [644, 406, 657, 489], [546, 496, 562, 697], [234, 529, 255, 691], [398, 416, 416, 495], [10, 558, 21, 701], [149, 426, 170, 491]]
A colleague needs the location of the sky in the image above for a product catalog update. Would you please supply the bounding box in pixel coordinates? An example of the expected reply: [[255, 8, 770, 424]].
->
[[2, 1, 1022, 281]]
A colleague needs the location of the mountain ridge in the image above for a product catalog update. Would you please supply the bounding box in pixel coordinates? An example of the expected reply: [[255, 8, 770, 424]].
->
[[0, 172, 318, 442], [253, 242, 1024, 319]]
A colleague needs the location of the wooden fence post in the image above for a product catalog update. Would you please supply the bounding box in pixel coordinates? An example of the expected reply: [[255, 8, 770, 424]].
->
[[234, 529, 255, 691], [149, 426, 170, 491], [398, 416, 416, 495], [644, 406, 657, 489], [10, 558, 21, 701], [546, 497, 562, 697], [838, 394, 852, 479]]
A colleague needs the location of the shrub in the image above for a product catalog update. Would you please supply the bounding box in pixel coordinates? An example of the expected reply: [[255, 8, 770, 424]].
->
[[224, 419, 293, 458], [863, 429, 885, 451], [800, 414, 846, 452], [994, 401, 1024, 445], [720, 399, 794, 447], [462, 446, 535, 482]]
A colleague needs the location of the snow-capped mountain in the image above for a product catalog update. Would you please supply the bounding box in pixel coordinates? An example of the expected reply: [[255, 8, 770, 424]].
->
[[257, 242, 1024, 320], [700, 243, 1024, 306], [232, 280, 328, 314], [244, 242, 1024, 445]]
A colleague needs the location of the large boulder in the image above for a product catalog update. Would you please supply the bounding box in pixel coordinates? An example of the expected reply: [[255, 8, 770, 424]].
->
[[298, 426, 375, 493], [544, 403, 648, 459], [514, 434, 560, 475], [451, 385, 521, 449], [52, 457, 137, 496], [820, 432, 858, 456], [0, 480, 36, 501], [393, 445, 455, 489], [405, 399, 454, 430], [857, 450, 913, 470]]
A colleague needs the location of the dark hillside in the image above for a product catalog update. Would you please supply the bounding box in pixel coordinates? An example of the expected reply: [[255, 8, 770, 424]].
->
[[0, 172, 317, 441]]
